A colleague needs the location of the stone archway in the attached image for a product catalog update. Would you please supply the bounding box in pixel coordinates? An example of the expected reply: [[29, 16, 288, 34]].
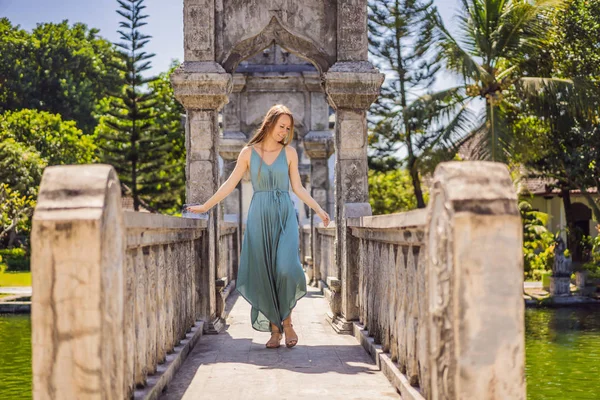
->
[[219, 42, 333, 226], [171, 0, 384, 329]]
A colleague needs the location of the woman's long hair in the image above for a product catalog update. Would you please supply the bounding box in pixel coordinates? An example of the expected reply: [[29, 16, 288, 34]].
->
[[247, 104, 295, 178]]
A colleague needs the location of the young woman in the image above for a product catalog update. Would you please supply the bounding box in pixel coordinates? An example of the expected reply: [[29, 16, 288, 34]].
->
[[187, 104, 331, 348]]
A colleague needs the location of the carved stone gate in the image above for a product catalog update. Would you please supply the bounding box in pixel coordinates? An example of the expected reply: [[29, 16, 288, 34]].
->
[[171, 0, 385, 329]]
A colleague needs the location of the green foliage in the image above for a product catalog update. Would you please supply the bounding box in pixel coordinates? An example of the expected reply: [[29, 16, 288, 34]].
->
[[0, 248, 30, 272], [0, 109, 97, 166], [517, 0, 600, 222], [581, 235, 600, 279], [368, 169, 428, 215], [367, 0, 445, 208], [0, 184, 36, 245], [520, 200, 555, 280], [551, 0, 600, 82], [0, 109, 96, 247], [146, 62, 186, 213], [0, 18, 120, 134], [430, 0, 561, 162], [0, 139, 46, 198], [96, 0, 178, 212]]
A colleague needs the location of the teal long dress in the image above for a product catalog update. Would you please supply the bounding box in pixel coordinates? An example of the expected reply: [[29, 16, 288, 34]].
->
[[236, 146, 307, 332]]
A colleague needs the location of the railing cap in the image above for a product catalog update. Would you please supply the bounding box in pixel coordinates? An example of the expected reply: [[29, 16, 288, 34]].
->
[[34, 164, 121, 221], [347, 209, 426, 229], [432, 162, 518, 208]]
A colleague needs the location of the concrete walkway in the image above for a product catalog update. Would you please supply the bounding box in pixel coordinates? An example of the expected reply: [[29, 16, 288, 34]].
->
[[160, 286, 400, 400]]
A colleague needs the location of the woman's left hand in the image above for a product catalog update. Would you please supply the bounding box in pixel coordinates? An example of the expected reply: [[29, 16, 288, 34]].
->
[[317, 209, 331, 227], [186, 203, 209, 214]]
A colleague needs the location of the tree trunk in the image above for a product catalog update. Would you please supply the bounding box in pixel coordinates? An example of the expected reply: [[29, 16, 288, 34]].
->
[[7, 227, 17, 248], [580, 189, 600, 223], [408, 156, 425, 208]]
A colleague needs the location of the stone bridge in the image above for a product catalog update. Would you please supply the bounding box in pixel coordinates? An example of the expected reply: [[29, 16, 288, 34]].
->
[[29, 2, 526, 399]]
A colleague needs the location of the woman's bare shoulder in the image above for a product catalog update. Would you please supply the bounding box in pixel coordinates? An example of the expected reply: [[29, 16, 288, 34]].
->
[[238, 146, 253, 160], [285, 145, 298, 158]]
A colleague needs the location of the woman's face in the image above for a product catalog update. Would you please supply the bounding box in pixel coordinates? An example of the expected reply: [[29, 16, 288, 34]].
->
[[270, 114, 292, 143]]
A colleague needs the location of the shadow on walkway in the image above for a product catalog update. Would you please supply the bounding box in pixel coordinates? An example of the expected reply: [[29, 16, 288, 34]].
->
[[159, 286, 400, 400]]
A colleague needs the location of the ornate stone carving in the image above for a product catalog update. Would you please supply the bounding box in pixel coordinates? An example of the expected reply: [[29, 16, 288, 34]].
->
[[341, 159, 368, 203], [337, 0, 368, 60], [324, 62, 384, 110], [221, 16, 334, 74], [184, 0, 214, 61], [171, 62, 232, 111], [303, 130, 334, 159], [550, 237, 572, 296]]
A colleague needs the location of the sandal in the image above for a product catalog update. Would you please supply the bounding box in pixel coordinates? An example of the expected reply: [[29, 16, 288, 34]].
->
[[266, 328, 282, 349], [282, 323, 298, 348]]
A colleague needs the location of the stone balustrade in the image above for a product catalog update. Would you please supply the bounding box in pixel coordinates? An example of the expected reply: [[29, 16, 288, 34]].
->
[[217, 221, 239, 282], [31, 165, 237, 399], [313, 224, 337, 288], [320, 162, 525, 400], [300, 224, 312, 279], [124, 211, 206, 392]]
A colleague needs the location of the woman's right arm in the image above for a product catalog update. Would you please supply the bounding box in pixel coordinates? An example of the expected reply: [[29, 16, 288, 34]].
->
[[187, 146, 251, 213]]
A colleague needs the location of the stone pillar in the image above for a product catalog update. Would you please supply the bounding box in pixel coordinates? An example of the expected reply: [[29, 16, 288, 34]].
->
[[322, 0, 385, 331], [324, 60, 384, 331], [31, 165, 125, 399], [171, 61, 232, 333], [303, 130, 334, 286], [220, 74, 248, 217], [426, 162, 525, 400]]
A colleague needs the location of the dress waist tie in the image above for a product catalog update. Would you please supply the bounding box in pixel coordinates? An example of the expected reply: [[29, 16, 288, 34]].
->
[[254, 188, 287, 232]]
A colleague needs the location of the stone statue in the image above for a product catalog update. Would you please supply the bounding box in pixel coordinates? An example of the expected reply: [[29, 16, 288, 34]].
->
[[551, 236, 572, 296]]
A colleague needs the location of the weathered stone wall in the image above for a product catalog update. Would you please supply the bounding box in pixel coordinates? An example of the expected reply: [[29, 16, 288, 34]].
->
[[218, 221, 238, 281], [348, 210, 427, 396], [319, 161, 525, 400], [32, 165, 126, 400], [300, 224, 312, 279], [31, 165, 236, 399], [217, 1, 337, 73], [313, 224, 337, 285], [220, 44, 335, 224], [124, 211, 207, 391]]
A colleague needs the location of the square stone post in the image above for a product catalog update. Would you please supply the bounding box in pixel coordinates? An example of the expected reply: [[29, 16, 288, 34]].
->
[[324, 62, 384, 332], [171, 61, 232, 333], [303, 131, 334, 285], [31, 165, 125, 399]]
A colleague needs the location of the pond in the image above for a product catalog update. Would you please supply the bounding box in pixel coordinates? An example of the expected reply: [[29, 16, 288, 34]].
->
[[0, 314, 31, 400], [525, 306, 600, 400], [0, 307, 599, 399]]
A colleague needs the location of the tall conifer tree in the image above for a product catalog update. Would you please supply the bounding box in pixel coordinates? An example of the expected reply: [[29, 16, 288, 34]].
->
[[97, 0, 175, 211], [368, 0, 442, 208]]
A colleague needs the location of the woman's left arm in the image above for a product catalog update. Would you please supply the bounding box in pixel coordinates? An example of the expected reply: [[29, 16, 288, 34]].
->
[[287, 147, 331, 227]]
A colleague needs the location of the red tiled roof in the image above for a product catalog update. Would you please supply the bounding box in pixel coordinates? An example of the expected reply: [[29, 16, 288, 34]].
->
[[520, 177, 598, 196]]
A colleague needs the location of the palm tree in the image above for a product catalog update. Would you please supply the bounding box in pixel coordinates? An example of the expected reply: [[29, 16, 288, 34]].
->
[[427, 0, 564, 161]]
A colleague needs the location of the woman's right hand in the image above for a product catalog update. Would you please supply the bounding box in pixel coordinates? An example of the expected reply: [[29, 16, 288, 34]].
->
[[186, 204, 210, 214], [317, 209, 331, 227]]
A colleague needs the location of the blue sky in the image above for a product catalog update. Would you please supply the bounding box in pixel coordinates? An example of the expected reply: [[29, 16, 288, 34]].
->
[[1, 0, 463, 90]]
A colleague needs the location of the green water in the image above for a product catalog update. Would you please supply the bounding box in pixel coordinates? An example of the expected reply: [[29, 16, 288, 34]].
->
[[525, 307, 600, 400], [0, 314, 31, 400], [0, 308, 599, 399]]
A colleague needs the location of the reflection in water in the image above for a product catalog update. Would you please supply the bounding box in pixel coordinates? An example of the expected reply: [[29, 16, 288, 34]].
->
[[0, 314, 31, 400], [525, 307, 600, 400], [0, 307, 599, 399]]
